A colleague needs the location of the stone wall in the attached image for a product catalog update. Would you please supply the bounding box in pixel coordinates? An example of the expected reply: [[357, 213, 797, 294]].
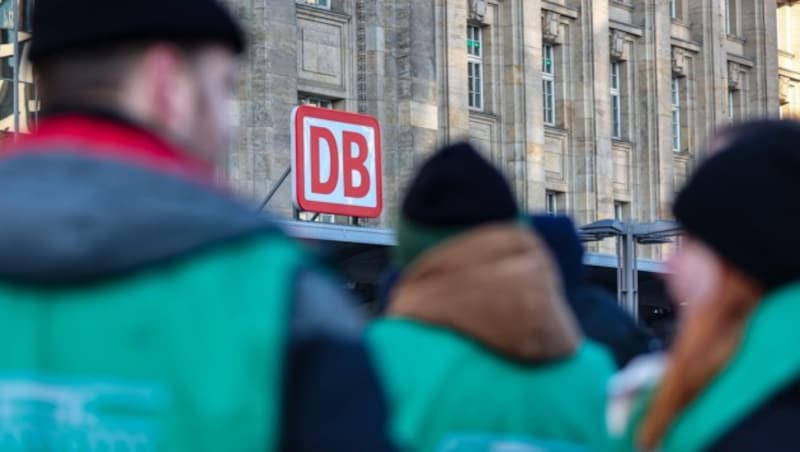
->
[[224, 0, 780, 232], [778, 1, 800, 118]]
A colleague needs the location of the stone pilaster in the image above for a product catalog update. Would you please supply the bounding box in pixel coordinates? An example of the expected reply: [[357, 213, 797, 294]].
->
[[438, 0, 471, 142], [742, 0, 780, 117], [630, 0, 674, 224], [563, 0, 612, 225], [688, 0, 727, 152]]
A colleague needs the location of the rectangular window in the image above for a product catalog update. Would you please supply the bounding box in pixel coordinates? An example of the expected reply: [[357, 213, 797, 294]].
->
[[299, 212, 336, 224], [468, 25, 484, 111], [614, 201, 630, 222], [546, 191, 563, 216], [671, 77, 681, 152], [543, 44, 556, 126], [725, 0, 735, 35], [297, 0, 330, 9], [299, 94, 334, 109], [728, 89, 737, 123], [670, 0, 678, 19], [611, 62, 622, 139]]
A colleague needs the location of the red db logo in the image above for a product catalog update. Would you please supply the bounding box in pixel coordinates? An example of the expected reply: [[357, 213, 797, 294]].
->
[[292, 105, 383, 218]]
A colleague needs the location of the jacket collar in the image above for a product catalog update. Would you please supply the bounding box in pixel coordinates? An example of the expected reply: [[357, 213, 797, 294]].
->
[[609, 282, 800, 452], [387, 224, 582, 363], [0, 112, 272, 285], [663, 282, 800, 451], [4, 111, 214, 183]]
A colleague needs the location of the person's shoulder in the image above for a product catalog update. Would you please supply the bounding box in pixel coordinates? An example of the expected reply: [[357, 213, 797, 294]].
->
[[367, 317, 473, 354], [207, 226, 312, 267], [606, 353, 666, 447], [574, 339, 619, 371]]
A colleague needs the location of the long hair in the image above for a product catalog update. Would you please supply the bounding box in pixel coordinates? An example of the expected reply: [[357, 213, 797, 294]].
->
[[638, 264, 762, 449]]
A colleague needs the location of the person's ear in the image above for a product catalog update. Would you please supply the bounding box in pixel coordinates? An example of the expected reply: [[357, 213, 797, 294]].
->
[[137, 44, 193, 135]]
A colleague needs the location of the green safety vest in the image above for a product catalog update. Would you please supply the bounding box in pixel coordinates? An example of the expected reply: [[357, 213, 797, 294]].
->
[[0, 233, 307, 451], [368, 318, 616, 452]]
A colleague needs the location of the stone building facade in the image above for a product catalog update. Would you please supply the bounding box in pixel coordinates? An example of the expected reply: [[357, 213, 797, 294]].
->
[[223, 0, 781, 233], [778, 0, 800, 117]]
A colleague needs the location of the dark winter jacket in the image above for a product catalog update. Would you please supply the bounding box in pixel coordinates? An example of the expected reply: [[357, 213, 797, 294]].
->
[[0, 112, 396, 452], [707, 376, 800, 451], [530, 215, 662, 367]]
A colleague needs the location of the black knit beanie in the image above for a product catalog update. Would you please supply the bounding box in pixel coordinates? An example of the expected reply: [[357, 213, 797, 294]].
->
[[396, 142, 519, 267], [30, 0, 246, 63], [673, 119, 800, 291]]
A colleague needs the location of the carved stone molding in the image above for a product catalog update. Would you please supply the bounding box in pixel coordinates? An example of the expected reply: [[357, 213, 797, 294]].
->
[[672, 47, 690, 77], [780, 75, 793, 106], [610, 29, 628, 61], [470, 0, 488, 22], [542, 11, 562, 44], [728, 62, 747, 90]]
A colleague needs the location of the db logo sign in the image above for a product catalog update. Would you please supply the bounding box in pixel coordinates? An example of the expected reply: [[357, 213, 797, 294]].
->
[[291, 105, 383, 218]]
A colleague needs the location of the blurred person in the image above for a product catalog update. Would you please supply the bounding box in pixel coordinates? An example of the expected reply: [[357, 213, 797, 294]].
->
[[0, 1, 397, 451], [377, 215, 662, 369], [368, 143, 616, 452], [608, 120, 800, 452], [530, 215, 663, 368]]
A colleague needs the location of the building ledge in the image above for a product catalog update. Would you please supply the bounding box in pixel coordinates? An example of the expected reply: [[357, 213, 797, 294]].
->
[[469, 110, 499, 122], [727, 53, 755, 68], [544, 125, 568, 137], [541, 1, 579, 20], [610, 20, 644, 37], [726, 34, 747, 45], [671, 37, 702, 53], [670, 18, 692, 28], [296, 3, 351, 22], [610, 0, 635, 12]]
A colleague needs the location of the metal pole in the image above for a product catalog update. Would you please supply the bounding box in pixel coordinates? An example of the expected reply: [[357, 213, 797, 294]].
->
[[631, 235, 640, 321], [616, 223, 639, 322], [11, 0, 19, 140], [616, 234, 624, 306], [258, 166, 291, 211], [625, 229, 639, 322]]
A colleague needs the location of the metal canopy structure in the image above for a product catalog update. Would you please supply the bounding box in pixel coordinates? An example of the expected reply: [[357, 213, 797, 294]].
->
[[580, 219, 682, 320], [276, 219, 677, 312], [268, 151, 681, 314]]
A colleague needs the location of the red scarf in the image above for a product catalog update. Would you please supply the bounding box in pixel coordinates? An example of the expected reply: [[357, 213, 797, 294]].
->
[[1, 115, 216, 184]]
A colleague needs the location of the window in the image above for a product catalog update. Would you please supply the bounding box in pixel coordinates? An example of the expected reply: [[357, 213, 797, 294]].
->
[[725, 0, 737, 35], [299, 212, 336, 224], [297, 0, 330, 9], [467, 25, 483, 111], [299, 94, 333, 109], [0, 6, 39, 137], [611, 62, 622, 139], [614, 201, 630, 222], [543, 44, 556, 126], [670, 0, 678, 19], [728, 89, 737, 123], [778, 6, 794, 53], [671, 77, 681, 152], [545, 191, 563, 216], [297, 94, 340, 223]]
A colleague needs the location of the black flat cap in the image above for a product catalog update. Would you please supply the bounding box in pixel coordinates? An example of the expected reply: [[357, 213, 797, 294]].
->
[[30, 0, 246, 63]]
